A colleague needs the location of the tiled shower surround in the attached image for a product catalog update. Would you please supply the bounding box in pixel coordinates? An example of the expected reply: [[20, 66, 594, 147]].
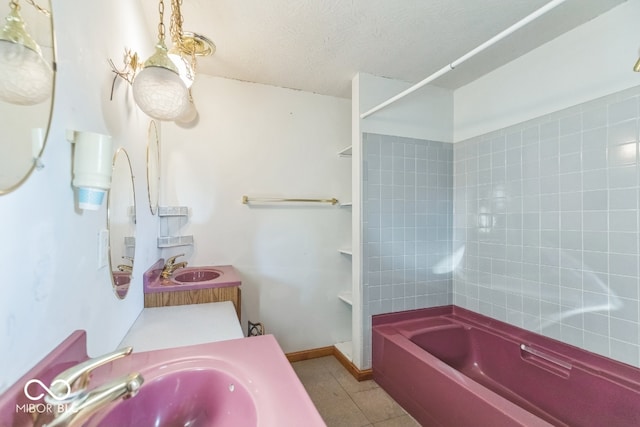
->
[[362, 85, 640, 369], [453, 85, 640, 367], [362, 133, 453, 367]]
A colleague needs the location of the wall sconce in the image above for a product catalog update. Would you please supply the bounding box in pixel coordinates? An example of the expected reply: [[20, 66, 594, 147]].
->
[[67, 130, 113, 211], [0, 0, 52, 105]]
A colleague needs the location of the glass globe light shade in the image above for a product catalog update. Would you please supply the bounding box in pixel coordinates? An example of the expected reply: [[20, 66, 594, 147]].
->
[[132, 43, 190, 121], [0, 6, 53, 105], [168, 51, 194, 88], [175, 100, 198, 124], [132, 66, 190, 120], [0, 40, 52, 105]]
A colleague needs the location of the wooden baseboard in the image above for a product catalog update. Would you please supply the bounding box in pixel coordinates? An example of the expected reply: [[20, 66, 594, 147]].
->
[[285, 345, 373, 382], [332, 346, 373, 381], [286, 346, 334, 363]]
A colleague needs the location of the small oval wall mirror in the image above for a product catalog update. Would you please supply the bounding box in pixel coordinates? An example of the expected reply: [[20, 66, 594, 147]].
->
[[146, 120, 160, 215], [0, 0, 55, 194], [108, 148, 136, 299]]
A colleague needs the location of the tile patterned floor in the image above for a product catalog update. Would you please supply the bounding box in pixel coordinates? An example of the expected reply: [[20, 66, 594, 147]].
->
[[291, 356, 421, 427]]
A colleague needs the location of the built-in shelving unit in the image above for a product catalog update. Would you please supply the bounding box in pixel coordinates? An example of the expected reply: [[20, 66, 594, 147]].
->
[[157, 206, 193, 248], [336, 144, 353, 362]]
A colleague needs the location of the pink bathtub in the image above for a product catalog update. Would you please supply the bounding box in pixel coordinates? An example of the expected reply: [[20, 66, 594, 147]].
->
[[372, 305, 640, 427]]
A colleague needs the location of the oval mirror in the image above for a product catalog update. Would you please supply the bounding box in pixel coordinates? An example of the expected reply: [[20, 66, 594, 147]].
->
[[0, 0, 55, 194], [108, 148, 136, 299], [146, 120, 160, 215]]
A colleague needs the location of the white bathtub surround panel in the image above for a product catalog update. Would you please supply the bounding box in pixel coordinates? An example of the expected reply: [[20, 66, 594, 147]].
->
[[159, 75, 352, 354], [454, 0, 640, 142], [358, 73, 453, 143], [362, 133, 454, 368], [453, 85, 640, 368]]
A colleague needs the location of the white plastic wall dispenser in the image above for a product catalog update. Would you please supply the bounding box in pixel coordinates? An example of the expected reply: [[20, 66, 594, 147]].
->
[[67, 129, 113, 210]]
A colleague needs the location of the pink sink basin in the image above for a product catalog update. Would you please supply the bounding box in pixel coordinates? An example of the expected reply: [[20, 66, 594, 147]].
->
[[0, 333, 325, 427], [143, 261, 242, 293], [89, 360, 256, 427], [112, 272, 131, 298], [172, 268, 222, 284], [112, 271, 131, 286]]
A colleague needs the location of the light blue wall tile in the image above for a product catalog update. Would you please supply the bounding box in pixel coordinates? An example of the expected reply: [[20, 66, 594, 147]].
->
[[608, 97, 638, 124], [453, 86, 640, 368], [362, 133, 453, 368], [582, 106, 607, 131]]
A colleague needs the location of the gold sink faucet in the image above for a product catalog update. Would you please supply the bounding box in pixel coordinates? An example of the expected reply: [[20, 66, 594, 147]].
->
[[43, 347, 143, 427], [161, 253, 188, 278], [117, 256, 133, 272]]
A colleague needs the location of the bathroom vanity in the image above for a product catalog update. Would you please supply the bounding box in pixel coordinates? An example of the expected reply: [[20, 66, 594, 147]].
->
[[143, 259, 242, 319], [120, 301, 244, 352], [0, 322, 325, 426]]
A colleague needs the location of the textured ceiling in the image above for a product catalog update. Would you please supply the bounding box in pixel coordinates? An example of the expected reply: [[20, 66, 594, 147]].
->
[[138, 0, 627, 98]]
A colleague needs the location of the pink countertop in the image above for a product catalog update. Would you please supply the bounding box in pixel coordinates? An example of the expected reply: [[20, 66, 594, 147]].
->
[[143, 259, 242, 293], [0, 331, 326, 427]]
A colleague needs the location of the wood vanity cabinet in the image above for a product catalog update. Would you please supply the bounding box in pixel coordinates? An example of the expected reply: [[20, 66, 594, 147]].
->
[[144, 286, 241, 320]]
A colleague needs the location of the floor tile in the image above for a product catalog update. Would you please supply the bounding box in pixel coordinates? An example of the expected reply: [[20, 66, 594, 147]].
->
[[373, 414, 421, 426], [351, 387, 408, 423], [292, 356, 420, 427]]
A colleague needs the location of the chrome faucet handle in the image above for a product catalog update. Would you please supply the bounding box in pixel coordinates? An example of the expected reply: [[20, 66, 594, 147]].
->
[[48, 346, 133, 398], [165, 253, 185, 266]]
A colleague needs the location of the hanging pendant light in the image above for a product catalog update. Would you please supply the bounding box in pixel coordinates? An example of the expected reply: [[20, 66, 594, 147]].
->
[[132, 0, 190, 121], [0, 0, 52, 105]]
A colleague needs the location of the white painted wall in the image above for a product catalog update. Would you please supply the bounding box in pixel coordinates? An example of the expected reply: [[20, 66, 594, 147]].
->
[[159, 75, 352, 353], [0, 0, 157, 391], [454, 0, 640, 142]]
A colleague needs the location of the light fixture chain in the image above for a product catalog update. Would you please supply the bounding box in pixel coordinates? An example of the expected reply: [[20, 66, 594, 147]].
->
[[157, 0, 165, 42], [170, 0, 184, 49], [24, 0, 50, 16]]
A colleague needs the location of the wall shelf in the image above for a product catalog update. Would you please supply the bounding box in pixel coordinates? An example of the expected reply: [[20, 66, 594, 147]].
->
[[157, 206, 193, 248], [124, 236, 136, 248], [338, 291, 353, 306], [158, 206, 189, 216], [338, 146, 352, 157], [157, 235, 194, 248]]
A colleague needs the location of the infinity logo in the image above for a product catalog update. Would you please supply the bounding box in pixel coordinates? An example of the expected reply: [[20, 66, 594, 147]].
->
[[23, 379, 71, 401]]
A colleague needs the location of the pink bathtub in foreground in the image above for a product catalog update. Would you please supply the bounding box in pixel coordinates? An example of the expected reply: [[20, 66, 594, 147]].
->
[[372, 305, 640, 427]]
